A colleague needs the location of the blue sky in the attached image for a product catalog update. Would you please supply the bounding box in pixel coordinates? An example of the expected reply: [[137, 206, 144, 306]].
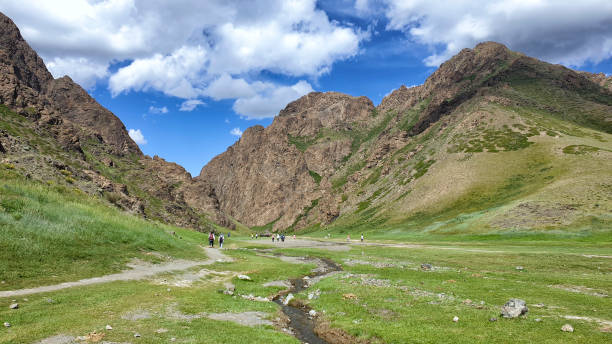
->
[[1, 0, 611, 176]]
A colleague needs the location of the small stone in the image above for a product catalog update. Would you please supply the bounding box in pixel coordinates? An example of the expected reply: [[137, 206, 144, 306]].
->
[[453, 316, 459, 322], [167, 288, 171, 292], [308, 310, 317, 317], [463, 299, 472, 305], [561, 324, 574, 332], [155, 328, 168, 334], [170, 338, 176, 342], [535, 318, 542, 322], [46, 298, 55, 303], [238, 274, 252, 281], [134, 332, 141, 338], [105, 325, 113, 330], [489, 317, 497, 322], [303, 276, 310, 280], [23, 298, 28, 302], [9, 303, 18, 309], [421, 263, 433, 271], [284, 294, 294, 305], [3, 322, 10, 327], [515, 266, 524, 271], [501, 298, 528, 318]]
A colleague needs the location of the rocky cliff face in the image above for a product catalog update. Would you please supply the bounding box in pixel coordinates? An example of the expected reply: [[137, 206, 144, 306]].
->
[[0, 12, 229, 231], [195, 41, 612, 233]]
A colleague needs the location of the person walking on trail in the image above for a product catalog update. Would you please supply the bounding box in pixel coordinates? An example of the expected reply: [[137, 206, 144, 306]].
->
[[276, 234, 280, 242], [361, 234, 364, 242], [219, 233, 224, 249], [272, 235, 275, 243], [208, 232, 215, 248], [281, 234, 285, 242]]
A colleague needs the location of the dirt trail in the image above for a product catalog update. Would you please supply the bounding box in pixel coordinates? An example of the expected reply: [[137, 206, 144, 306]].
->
[[0, 247, 231, 298]]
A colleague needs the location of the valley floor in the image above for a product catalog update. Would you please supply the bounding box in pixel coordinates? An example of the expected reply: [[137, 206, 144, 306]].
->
[[1, 236, 611, 344]]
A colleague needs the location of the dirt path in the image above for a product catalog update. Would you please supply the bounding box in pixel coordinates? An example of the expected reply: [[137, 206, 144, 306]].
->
[[0, 247, 231, 298]]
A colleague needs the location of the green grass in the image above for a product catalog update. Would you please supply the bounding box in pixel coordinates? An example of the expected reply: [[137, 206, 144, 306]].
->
[[0, 169, 208, 290], [284, 241, 612, 343], [308, 170, 322, 185]]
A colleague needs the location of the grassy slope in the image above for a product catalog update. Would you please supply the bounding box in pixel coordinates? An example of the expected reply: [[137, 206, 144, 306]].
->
[[0, 166, 208, 290]]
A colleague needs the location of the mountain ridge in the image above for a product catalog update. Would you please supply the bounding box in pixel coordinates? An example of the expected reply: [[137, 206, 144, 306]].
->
[[1, 11, 610, 235]]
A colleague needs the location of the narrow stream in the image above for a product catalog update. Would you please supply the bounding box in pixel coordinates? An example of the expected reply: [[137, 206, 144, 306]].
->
[[272, 257, 343, 344]]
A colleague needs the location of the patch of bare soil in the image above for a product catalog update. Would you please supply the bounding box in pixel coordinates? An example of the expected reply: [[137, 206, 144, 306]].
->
[[314, 321, 374, 344], [550, 285, 608, 297], [207, 311, 273, 327], [490, 201, 578, 229]]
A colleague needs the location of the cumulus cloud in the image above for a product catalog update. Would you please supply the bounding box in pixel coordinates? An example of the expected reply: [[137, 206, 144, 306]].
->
[[148, 106, 168, 114], [382, 0, 612, 67], [0, 0, 363, 99], [179, 99, 206, 112], [128, 128, 147, 145], [230, 127, 243, 136], [233, 80, 314, 119]]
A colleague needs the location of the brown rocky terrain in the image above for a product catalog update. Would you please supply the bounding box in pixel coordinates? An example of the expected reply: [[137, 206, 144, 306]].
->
[[1, 9, 610, 234], [0, 12, 229, 230]]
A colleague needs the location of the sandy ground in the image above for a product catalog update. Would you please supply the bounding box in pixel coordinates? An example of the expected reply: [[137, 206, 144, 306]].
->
[[0, 247, 230, 298]]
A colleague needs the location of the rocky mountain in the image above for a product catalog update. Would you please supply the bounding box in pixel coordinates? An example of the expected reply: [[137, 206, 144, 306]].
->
[[197, 42, 612, 233], [0, 13, 229, 230], [1, 9, 610, 235]]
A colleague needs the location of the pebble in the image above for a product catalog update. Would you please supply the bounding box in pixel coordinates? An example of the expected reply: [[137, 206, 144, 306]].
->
[[515, 266, 524, 271], [3, 322, 10, 328], [134, 333, 141, 337], [105, 325, 113, 330], [489, 317, 497, 322], [308, 310, 317, 317], [9, 303, 18, 309], [561, 324, 574, 332], [535, 318, 542, 322], [501, 298, 528, 318], [421, 263, 433, 271], [238, 274, 252, 281], [284, 294, 294, 305], [453, 316, 459, 322], [170, 338, 176, 342]]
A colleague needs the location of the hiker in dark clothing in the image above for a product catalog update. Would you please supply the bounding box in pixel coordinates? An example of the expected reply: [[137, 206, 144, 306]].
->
[[208, 232, 215, 248], [219, 233, 224, 249]]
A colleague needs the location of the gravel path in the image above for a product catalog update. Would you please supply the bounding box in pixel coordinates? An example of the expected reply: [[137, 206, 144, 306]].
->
[[0, 247, 231, 298]]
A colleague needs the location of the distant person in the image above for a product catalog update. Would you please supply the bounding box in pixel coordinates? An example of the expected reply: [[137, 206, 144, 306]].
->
[[208, 232, 215, 248], [281, 234, 285, 242], [272, 235, 275, 243], [293, 234, 296, 239], [346, 234, 350, 242], [219, 233, 224, 249], [361, 234, 364, 242], [255, 233, 258, 239], [276, 234, 280, 242], [227, 232, 230, 238]]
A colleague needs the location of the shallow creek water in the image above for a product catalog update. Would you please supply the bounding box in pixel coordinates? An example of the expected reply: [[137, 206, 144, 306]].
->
[[271, 257, 343, 344]]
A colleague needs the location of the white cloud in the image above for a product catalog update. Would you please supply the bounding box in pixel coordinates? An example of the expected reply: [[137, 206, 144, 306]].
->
[[1, 0, 363, 96], [148, 106, 168, 114], [109, 45, 208, 98], [179, 99, 206, 112], [230, 127, 243, 136], [46, 57, 108, 89], [382, 0, 612, 67], [233, 80, 314, 119], [128, 128, 147, 145]]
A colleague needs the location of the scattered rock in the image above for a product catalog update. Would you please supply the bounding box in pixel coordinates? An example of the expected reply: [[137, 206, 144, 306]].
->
[[170, 338, 176, 342], [501, 298, 528, 318], [453, 316, 459, 322], [421, 263, 433, 271], [308, 289, 321, 300], [308, 310, 317, 317], [3, 322, 10, 327], [303, 276, 310, 280], [46, 298, 55, 304], [515, 266, 524, 271], [105, 325, 113, 330], [561, 324, 574, 332], [462, 299, 472, 305], [85, 331, 105, 342], [262, 280, 291, 288], [284, 294, 294, 305], [535, 318, 542, 322], [489, 317, 497, 322], [238, 274, 252, 281], [36, 335, 77, 344], [134, 332, 141, 338], [155, 328, 168, 334], [343, 293, 358, 300], [241, 294, 270, 302]]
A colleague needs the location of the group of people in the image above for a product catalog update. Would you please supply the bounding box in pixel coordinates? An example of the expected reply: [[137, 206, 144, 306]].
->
[[208, 231, 230, 248], [249, 233, 296, 242]]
